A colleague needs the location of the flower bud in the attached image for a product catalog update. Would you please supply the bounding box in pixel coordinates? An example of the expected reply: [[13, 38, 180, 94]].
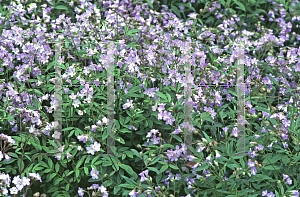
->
[[41, 194, 46, 197], [33, 192, 40, 197], [147, 158, 152, 163], [139, 152, 143, 157], [267, 88, 271, 94], [260, 87, 265, 92], [251, 114, 258, 118], [258, 112, 262, 117]]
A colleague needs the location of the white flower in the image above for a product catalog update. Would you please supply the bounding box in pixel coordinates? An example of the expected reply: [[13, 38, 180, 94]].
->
[[78, 110, 83, 115], [102, 117, 109, 125], [52, 131, 61, 139]]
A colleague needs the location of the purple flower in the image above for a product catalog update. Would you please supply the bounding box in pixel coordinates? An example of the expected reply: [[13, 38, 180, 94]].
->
[[222, 127, 229, 133], [261, 127, 266, 133], [123, 99, 134, 110], [267, 192, 275, 197], [157, 103, 166, 112], [283, 174, 289, 179], [248, 161, 255, 168], [206, 154, 211, 162], [139, 170, 149, 182], [175, 174, 181, 180], [188, 13, 198, 19], [251, 167, 257, 175], [215, 150, 221, 159], [267, 143, 273, 150], [248, 149, 257, 158], [246, 101, 252, 108], [90, 168, 99, 179], [262, 111, 270, 118], [283, 142, 288, 148], [232, 127, 239, 137], [77, 135, 89, 143], [255, 144, 264, 151], [173, 126, 182, 134], [249, 108, 256, 115], [262, 190, 268, 196], [151, 136, 160, 145]]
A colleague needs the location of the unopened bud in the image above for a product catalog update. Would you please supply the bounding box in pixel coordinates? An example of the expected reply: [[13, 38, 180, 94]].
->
[[213, 141, 217, 146], [267, 88, 271, 94], [33, 192, 40, 197]]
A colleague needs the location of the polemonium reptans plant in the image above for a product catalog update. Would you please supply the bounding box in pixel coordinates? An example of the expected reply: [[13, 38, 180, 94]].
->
[[0, 0, 300, 196]]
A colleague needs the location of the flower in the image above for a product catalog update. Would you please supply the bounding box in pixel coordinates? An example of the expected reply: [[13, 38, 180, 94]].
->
[[283, 174, 289, 179], [78, 187, 84, 196], [248, 161, 255, 168], [232, 127, 239, 137], [215, 150, 221, 159], [206, 154, 211, 162], [52, 131, 61, 139], [251, 167, 257, 175], [139, 170, 149, 182], [90, 168, 99, 179], [123, 99, 134, 110], [188, 13, 198, 19], [286, 178, 292, 185]]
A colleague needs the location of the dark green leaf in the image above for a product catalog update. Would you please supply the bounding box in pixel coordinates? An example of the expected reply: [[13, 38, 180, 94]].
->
[[171, 4, 181, 18]]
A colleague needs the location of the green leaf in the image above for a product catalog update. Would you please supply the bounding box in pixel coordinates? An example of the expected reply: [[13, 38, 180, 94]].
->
[[92, 156, 100, 164], [170, 133, 183, 143], [154, 91, 167, 101], [121, 175, 137, 185], [146, 0, 153, 9], [44, 169, 52, 173], [171, 4, 181, 18], [166, 93, 171, 103], [263, 165, 282, 170], [148, 156, 162, 166], [76, 155, 86, 169], [267, 74, 279, 86], [120, 164, 137, 179], [233, 0, 245, 11], [84, 167, 89, 175], [66, 184, 70, 192], [49, 173, 56, 181], [55, 163, 59, 172], [160, 164, 168, 173], [46, 187, 59, 193], [130, 149, 142, 159], [75, 169, 80, 179], [147, 167, 160, 174], [169, 164, 179, 170], [202, 130, 212, 143], [48, 158, 54, 169], [126, 29, 141, 37]]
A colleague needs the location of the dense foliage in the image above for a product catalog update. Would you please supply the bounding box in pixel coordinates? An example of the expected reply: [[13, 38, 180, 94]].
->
[[0, 0, 300, 196]]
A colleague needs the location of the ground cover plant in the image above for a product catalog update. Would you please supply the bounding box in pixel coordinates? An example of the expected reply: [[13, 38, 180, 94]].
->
[[0, 0, 300, 196]]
